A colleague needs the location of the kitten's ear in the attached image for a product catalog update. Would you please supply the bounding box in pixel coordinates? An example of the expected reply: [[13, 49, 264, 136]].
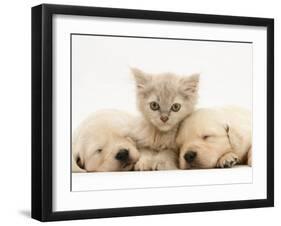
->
[[131, 67, 151, 89], [180, 73, 200, 96]]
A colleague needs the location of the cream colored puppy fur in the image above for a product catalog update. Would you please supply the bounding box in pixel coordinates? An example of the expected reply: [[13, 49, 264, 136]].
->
[[176, 107, 252, 169], [72, 110, 140, 172]]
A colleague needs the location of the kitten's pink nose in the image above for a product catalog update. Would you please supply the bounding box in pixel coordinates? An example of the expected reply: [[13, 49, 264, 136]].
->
[[160, 115, 169, 123]]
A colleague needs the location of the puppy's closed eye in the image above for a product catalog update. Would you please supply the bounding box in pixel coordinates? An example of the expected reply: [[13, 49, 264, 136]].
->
[[96, 149, 102, 153], [202, 135, 212, 140]]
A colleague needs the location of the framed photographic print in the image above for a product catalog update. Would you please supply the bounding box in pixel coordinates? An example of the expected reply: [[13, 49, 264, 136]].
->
[[32, 4, 274, 221]]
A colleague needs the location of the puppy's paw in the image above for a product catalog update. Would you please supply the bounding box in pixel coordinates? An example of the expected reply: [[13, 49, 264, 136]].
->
[[217, 152, 239, 168], [247, 147, 252, 166]]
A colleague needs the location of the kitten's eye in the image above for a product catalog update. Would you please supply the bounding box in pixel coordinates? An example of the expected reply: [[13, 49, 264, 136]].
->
[[150, 101, 160, 111], [96, 149, 102, 153], [171, 103, 181, 112], [202, 135, 211, 140]]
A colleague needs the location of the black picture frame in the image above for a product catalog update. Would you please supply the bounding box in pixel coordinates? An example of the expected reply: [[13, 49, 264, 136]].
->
[[32, 3, 274, 222]]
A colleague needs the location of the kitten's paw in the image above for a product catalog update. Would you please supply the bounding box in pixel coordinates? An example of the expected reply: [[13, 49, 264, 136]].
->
[[217, 152, 239, 168], [153, 150, 178, 170], [134, 158, 153, 171], [153, 160, 178, 171]]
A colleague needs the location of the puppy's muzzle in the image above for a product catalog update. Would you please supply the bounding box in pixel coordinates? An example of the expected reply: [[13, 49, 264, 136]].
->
[[115, 149, 129, 162], [184, 150, 197, 163]]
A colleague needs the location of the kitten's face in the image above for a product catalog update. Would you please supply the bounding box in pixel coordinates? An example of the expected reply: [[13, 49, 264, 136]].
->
[[132, 68, 199, 132]]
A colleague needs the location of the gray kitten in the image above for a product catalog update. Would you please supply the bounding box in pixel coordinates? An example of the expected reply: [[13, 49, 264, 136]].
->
[[130, 68, 199, 170]]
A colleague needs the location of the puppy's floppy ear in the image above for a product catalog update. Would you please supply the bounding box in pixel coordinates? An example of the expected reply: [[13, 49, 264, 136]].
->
[[130, 67, 151, 90], [72, 154, 86, 172], [180, 73, 200, 97], [76, 154, 84, 169], [224, 124, 230, 135], [224, 123, 243, 151], [176, 122, 186, 146]]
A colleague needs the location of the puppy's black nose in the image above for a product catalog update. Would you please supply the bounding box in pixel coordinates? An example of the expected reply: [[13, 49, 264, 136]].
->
[[184, 151, 197, 163], [115, 149, 129, 162]]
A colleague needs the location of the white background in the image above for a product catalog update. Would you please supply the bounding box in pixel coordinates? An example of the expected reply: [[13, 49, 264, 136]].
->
[[0, 0, 279, 225], [72, 34, 252, 129]]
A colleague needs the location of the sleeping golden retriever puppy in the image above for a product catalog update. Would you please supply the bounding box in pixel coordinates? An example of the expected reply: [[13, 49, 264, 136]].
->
[[72, 110, 140, 172], [176, 107, 252, 169]]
